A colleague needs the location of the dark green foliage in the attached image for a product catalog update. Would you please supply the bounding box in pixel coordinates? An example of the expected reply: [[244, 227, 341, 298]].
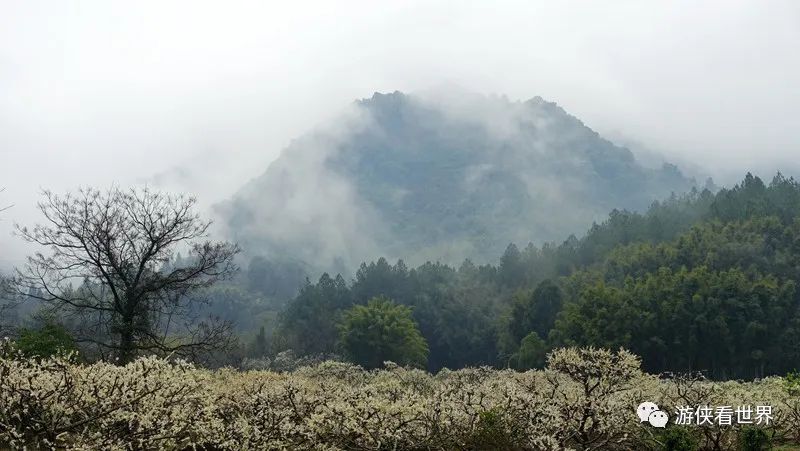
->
[[712, 172, 800, 224], [515, 332, 547, 369], [499, 244, 525, 288], [278, 273, 352, 356], [273, 172, 800, 377], [351, 258, 413, 304], [16, 323, 77, 358], [466, 408, 521, 451], [785, 370, 800, 396], [554, 265, 797, 377], [659, 427, 699, 451], [508, 279, 562, 345], [277, 258, 498, 371], [737, 426, 771, 451], [248, 326, 269, 357], [337, 296, 429, 369]]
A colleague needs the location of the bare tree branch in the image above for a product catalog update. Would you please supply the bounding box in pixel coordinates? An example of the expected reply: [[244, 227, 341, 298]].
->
[[0, 187, 12, 214], [13, 186, 240, 363]]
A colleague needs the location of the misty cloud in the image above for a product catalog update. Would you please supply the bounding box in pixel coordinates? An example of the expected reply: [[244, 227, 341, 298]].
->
[[219, 90, 696, 276], [2, 0, 799, 269], [216, 105, 392, 272]]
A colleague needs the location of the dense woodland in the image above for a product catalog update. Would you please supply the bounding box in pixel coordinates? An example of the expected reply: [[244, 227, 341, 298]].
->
[[262, 172, 800, 379], [4, 172, 800, 381]]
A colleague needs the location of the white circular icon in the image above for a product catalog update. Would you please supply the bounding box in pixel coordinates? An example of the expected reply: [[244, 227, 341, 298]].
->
[[637, 401, 659, 422], [648, 410, 669, 428], [637, 401, 669, 428]]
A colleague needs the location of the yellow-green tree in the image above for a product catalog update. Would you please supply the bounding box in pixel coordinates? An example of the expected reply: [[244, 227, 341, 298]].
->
[[338, 296, 428, 369]]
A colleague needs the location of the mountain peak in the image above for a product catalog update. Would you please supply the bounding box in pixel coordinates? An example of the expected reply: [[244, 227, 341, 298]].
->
[[221, 90, 696, 275], [361, 90, 407, 105]]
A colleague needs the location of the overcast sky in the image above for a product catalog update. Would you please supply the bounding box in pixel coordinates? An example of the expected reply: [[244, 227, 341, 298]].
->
[[2, 0, 799, 268]]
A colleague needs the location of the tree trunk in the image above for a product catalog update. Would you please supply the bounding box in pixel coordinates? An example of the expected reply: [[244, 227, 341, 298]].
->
[[117, 318, 135, 364]]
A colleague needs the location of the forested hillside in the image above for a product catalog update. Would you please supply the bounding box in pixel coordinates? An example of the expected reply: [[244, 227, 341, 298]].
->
[[273, 173, 800, 379], [6, 172, 796, 381], [220, 91, 697, 282]]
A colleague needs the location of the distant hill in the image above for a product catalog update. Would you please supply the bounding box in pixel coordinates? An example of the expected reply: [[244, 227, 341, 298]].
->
[[219, 90, 697, 278]]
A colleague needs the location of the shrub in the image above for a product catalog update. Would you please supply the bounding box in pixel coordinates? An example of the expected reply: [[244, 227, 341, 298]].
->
[[0, 346, 797, 450], [14, 323, 77, 359], [467, 407, 520, 451], [737, 426, 771, 451], [785, 370, 800, 396], [660, 427, 700, 451], [515, 331, 547, 369]]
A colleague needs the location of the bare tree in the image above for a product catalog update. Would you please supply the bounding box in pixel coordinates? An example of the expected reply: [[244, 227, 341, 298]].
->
[[14, 187, 240, 363]]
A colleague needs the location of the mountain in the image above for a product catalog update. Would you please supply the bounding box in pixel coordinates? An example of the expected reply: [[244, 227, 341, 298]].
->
[[219, 90, 697, 278]]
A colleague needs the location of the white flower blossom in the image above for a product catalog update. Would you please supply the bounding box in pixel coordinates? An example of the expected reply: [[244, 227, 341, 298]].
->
[[0, 344, 795, 450]]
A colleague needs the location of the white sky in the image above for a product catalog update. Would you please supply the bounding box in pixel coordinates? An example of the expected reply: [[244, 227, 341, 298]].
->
[[2, 0, 799, 268]]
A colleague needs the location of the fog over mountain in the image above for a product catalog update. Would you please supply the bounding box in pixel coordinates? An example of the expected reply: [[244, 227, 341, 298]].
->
[[220, 90, 697, 275], [3, 1, 800, 271]]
